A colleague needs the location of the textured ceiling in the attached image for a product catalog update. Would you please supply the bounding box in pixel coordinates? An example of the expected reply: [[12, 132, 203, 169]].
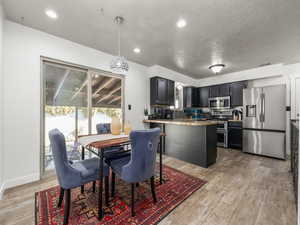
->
[[3, 0, 300, 78]]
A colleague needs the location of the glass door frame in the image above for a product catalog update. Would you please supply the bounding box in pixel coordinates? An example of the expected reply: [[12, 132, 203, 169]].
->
[[40, 56, 125, 178]]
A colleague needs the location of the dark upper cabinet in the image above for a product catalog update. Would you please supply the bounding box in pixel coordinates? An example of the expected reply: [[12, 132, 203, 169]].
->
[[150, 77, 174, 106], [209, 84, 230, 98], [167, 79, 175, 105], [183, 86, 199, 108], [219, 84, 230, 96], [198, 87, 209, 107], [209, 85, 220, 98], [230, 81, 247, 107]]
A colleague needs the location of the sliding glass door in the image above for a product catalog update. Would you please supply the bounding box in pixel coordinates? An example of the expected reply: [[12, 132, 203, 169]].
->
[[42, 60, 123, 175]]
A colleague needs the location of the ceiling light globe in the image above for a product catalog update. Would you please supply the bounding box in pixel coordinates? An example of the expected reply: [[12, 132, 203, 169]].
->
[[176, 19, 187, 28], [45, 9, 58, 19], [133, 48, 141, 53], [209, 64, 225, 74]]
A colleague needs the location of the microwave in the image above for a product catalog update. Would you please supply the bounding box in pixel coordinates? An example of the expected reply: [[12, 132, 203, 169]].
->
[[208, 96, 231, 110]]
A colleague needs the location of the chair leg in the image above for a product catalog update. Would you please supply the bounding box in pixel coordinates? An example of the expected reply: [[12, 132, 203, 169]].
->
[[92, 181, 96, 193], [131, 183, 135, 217], [105, 176, 109, 206], [58, 187, 65, 208], [63, 189, 71, 225], [81, 185, 84, 194], [111, 171, 115, 197], [150, 176, 157, 203]]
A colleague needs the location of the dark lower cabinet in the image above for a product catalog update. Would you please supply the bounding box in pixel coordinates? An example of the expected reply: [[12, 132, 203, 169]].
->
[[150, 76, 174, 106], [291, 120, 298, 209], [228, 121, 243, 149]]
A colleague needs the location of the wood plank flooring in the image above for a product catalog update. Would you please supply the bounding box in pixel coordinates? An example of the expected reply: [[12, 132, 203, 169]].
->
[[0, 148, 297, 225]]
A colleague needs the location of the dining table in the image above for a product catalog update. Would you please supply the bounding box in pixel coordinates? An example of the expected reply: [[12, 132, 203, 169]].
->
[[78, 132, 165, 220]]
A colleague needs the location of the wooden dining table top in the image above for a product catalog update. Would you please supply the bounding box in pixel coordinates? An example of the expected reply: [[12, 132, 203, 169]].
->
[[78, 132, 165, 149]]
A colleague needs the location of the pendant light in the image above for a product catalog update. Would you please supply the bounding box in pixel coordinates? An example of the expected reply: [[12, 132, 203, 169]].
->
[[110, 16, 129, 74]]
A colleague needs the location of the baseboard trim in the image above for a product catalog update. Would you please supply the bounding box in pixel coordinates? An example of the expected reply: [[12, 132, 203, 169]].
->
[[0, 173, 40, 200]]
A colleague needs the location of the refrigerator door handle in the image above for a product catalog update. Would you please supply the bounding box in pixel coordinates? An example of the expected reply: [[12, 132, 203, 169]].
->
[[262, 93, 265, 122], [259, 94, 264, 123]]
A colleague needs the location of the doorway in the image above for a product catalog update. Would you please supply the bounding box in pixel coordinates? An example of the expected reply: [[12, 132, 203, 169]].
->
[[41, 59, 124, 176]]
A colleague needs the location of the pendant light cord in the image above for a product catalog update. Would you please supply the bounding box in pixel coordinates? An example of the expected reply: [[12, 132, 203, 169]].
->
[[118, 24, 121, 57]]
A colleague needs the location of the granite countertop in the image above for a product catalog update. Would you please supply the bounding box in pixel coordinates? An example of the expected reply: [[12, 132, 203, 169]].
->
[[143, 119, 218, 126]]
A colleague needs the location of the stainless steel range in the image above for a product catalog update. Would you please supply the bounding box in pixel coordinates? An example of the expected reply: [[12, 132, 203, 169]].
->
[[210, 109, 232, 148]]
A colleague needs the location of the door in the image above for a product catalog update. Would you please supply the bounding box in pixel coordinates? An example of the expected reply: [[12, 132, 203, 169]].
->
[[243, 129, 285, 159], [243, 88, 263, 129], [198, 87, 209, 107], [230, 82, 245, 107], [209, 85, 220, 97], [167, 80, 175, 106], [43, 62, 88, 172], [262, 85, 286, 131], [157, 78, 168, 104], [295, 78, 300, 119], [219, 84, 230, 97]]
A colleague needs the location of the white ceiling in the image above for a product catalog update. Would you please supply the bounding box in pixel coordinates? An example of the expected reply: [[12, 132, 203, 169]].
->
[[3, 0, 300, 78]]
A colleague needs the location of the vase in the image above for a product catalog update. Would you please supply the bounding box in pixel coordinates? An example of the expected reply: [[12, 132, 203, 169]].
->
[[124, 121, 132, 135], [111, 117, 121, 135]]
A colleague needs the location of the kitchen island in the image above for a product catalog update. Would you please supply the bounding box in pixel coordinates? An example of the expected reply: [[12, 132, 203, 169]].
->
[[144, 119, 217, 168]]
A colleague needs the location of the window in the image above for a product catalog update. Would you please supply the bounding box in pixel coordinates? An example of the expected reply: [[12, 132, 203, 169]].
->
[[42, 60, 123, 174]]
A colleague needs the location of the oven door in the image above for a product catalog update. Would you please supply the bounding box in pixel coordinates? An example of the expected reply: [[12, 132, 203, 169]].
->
[[217, 128, 226, 147]]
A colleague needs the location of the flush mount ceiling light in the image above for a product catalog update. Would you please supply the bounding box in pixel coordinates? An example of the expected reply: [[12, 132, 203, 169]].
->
[[110, 16, 129, 74], [133, 47, 141, 53], [209, 64, 225, 74], [176, 19, 186, 28], [45, 9, 58, 19]]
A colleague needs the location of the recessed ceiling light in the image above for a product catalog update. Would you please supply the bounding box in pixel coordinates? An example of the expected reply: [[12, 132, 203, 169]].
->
[[45, 9, 58, 19], [133, 48, 141, 53], [176, 19, 186, 28]]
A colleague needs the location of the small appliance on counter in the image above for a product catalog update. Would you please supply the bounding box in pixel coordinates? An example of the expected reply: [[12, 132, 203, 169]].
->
[[150, 107, 174, 120]]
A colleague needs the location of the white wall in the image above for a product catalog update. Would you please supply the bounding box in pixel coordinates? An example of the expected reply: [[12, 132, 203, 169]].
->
[[1, 20, 197, 192], [2, 20, 152, 190], [148, 65, 197, 85], [196, 64, 284, 87], [0, 2, 4, 198]]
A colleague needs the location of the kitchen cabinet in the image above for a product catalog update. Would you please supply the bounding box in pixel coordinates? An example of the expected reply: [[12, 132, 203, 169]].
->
[[209, 84, 230, 98], [291, 120, 298, 207], [198, 87, 209, 107], [228, 121, 243, 149], [291, 77, 300, 119], [230, 81, 247, 107], [183, 86, 198, 108], [150, 76, 174, 106], [209, 85, 220, 98], [167, 80, 175, 105]]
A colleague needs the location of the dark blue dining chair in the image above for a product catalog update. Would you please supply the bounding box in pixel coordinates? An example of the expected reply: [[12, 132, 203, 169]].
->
[[109, 128, 161, 217], [96, 123, 131, 163], [49, 129, 110, 225]]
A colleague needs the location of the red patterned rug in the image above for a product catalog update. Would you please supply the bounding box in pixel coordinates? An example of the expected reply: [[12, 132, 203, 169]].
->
[[35, 165, 206, 225]]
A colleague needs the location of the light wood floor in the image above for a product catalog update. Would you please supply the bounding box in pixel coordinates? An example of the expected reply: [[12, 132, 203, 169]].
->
[[0, 148, 297, 225]]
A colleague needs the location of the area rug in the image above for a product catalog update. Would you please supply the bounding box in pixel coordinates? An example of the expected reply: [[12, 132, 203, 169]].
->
[[35, 165, 207, 225]]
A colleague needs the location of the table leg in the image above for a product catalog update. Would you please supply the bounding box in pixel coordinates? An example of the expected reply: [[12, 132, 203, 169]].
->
[[162, 124, 166, 154], [98, 148, 104, 220], [159, 136, 163, 185], [81, 146, 85, 194]]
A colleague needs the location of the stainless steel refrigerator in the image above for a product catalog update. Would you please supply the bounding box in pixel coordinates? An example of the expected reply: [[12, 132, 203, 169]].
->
[[243, 85, 286, 159]]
